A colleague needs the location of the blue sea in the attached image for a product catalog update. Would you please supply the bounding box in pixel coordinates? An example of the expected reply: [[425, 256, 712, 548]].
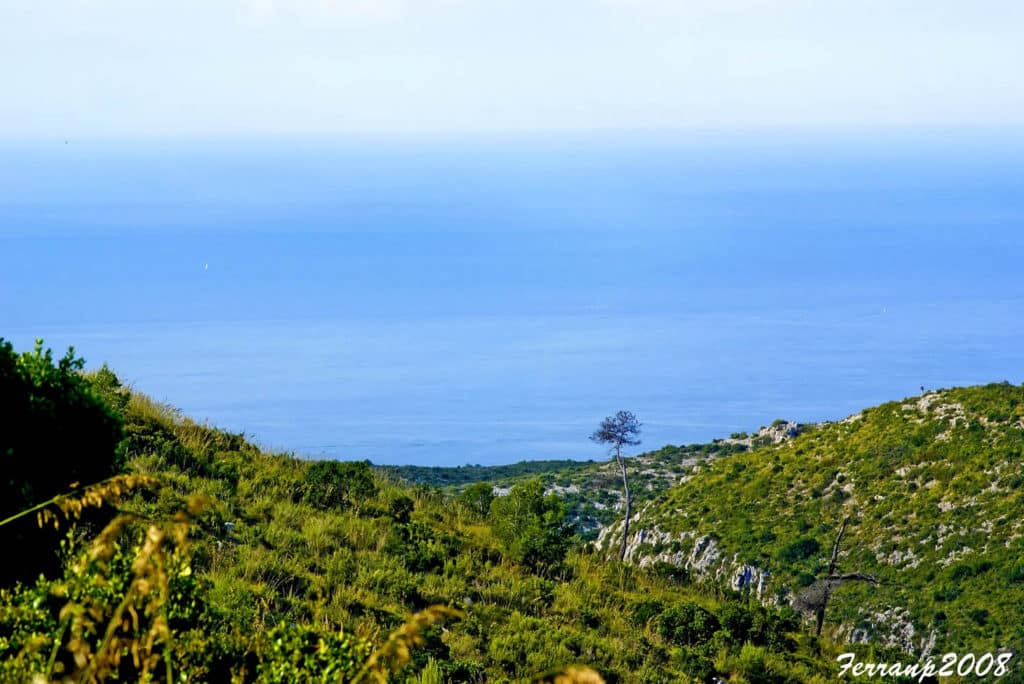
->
[[2, 131, 1023, 465]]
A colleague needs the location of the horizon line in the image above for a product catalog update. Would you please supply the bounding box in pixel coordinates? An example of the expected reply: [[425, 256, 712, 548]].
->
[[4, 123, 1024, 146]]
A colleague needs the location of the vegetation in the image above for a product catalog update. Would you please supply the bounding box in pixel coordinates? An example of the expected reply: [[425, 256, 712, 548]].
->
[[622, 382, 1024, 659], [487, 479, 574, 575], [389, 441, 754, 543], [379, 461, 597, 489], [3, 338, 1020, 680], [0, 340, 123, 583]]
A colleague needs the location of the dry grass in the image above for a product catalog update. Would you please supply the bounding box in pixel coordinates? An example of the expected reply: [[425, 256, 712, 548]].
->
[[352, 605, 464, 683], [126, 392, 217, 456], [0, 475, 208, 683]]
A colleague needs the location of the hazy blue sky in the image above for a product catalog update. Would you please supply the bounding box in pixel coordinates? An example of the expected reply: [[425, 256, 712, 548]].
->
[[2, 0, 1022, 138]]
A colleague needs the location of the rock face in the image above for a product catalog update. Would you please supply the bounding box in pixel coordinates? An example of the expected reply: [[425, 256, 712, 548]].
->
[[591, 421, 810, 603], [599, 522, 771, 600], [722, 420, 804, 448], [611, 520, 926, 649], [731, 564, 770, 595], [689, 535, 720, 572], [843, 608, 936, 655]]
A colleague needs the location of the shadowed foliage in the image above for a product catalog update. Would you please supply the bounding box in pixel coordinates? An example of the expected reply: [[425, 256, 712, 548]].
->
[[0, 339, 123, 583]]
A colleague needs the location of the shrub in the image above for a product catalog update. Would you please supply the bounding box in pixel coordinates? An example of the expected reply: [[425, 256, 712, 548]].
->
[[656, 602, 719, 646], [489, 479, 573, 574], [650, 561, 690, 584], [933, 586, 961, 602], [456, 482, 495, 519], [795, 572, 816, 588], [676, 647, 716, 682], [0, 339, 123, 582], [968, 608, 990, 626], [776, 537, 821, 564], [123, 417, 207, 476], [302, 460, 377, 511], [389, 494, 415, 523], [717, 603, 753, 642], [87, 363, 132, 418], [630, 599, 664, 627], [749, 607, 799, 651]]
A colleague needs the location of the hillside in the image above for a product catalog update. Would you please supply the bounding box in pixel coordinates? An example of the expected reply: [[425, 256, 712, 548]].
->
[[386, 423, 800, 538], [3, 338, 1022, 681], [605, 383, 1024, 660], [0, 340, 865, 683]]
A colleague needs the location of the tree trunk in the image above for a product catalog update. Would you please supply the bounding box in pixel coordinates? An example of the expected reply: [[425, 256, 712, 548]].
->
[[616, 446, 631, 562], [814, 600, 827, 637], [815, 516, 850, 637]]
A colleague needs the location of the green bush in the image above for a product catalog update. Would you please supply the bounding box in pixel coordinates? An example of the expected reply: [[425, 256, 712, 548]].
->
[[302, 460, 377, 511], [630, 599, 664, 627], [656, 602, 719, 647], [489, 479, 573, 574], [389, 494, 415, 523], [650, 561, 690, 584], [776, 537, 821, 563], [456, 482, 494, 519], [0, 339, 123, 582], [968, 608, 990, 626]]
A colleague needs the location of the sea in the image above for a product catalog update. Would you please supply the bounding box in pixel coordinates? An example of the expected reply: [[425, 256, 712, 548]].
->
[[2, 129, 1023, 465]]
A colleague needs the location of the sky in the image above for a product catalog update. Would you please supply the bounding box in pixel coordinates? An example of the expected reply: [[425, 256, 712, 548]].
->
[[1, 0, 1023, 138]]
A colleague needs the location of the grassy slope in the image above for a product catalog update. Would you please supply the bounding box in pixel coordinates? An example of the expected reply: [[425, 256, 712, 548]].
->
[[618, 383, 1024, 657], [9, 361, 1015, 681], [103, 389, 847, 682]]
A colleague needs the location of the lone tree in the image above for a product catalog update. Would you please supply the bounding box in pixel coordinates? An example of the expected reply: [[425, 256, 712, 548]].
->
[[590, 410, 641, 562]]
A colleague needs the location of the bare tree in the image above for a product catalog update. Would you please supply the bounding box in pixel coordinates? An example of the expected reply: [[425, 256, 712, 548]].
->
[[792, 516, 879, 636], [590, 410, 641, 562]]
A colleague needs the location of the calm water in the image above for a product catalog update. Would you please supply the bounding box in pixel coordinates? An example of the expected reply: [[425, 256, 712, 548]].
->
[[3, 132, 1024, 465]]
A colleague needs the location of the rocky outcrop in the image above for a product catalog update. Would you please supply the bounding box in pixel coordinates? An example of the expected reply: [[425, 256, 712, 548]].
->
[[844, 608, 936, 655], [721, 420, 804, 448], [688, 535, 720, 572], [731, 564, 770, 594], [599, 523, 771, 600]]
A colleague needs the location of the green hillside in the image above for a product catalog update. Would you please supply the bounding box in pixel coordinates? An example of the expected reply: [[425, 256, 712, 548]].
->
[[2, 338, 1020, 682], [611, 383, 1024, 659], [386, 437, 762, 539], [0, 339, 867, 683]]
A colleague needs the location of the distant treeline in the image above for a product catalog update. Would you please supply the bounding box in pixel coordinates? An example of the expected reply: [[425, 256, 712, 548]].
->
[[378, 458, 597, 487]]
